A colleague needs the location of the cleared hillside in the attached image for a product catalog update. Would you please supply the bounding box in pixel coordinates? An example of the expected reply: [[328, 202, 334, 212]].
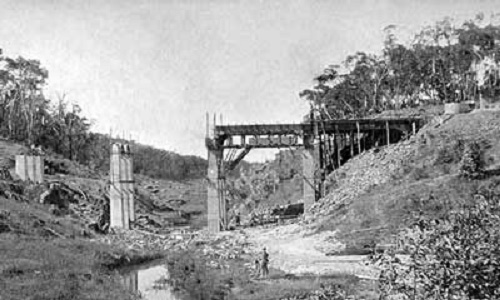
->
[[307, 110, 500, 249]]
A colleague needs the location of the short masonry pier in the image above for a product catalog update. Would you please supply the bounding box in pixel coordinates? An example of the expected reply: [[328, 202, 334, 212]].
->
[[15, 155, 44, 183], [205, 116, 423, 233]]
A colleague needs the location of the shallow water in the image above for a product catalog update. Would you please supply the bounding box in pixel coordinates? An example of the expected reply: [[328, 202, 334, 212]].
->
[[121, 261, 183, 300]]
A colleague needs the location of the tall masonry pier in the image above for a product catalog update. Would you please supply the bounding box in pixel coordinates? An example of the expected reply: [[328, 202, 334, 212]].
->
[[205, 114, 423, 234], [110, 143, 135, 229]]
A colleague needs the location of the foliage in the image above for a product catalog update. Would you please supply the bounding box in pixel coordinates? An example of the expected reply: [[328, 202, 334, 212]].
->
[[300, 14, 500, 120], [0, 51, 207, 181], [458, 141, 485, 179], [165, 249, 236, 300], [434, 140, 465, 166], [226, 150, 303, 215], [372, 179, 500, 300], [133, 144, 207, 180]]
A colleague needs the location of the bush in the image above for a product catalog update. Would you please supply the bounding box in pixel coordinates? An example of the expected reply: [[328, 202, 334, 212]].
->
[[459, 142, 485, 179], [434, 140, 465, 166], [165, 249, 235, 300], [372, 181, 500, 300], [408, 166, 431, 181]]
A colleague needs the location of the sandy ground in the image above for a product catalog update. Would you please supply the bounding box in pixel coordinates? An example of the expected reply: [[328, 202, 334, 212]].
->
[[244, 224, 377, 277]]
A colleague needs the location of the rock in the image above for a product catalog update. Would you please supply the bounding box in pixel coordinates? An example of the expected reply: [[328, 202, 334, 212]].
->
[[48, 204, 61, 216], [39, 184, 75, 210], [0, 222, 11, 233], [39, 190, 51, 204]]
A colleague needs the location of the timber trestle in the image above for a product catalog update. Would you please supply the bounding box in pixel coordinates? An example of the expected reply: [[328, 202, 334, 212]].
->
[[205, 115, 423, 233]]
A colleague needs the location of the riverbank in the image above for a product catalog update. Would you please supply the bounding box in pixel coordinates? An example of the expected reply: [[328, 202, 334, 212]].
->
[[144, 225, 380, 300], [0, 232, 163, 300], [0, 214, 379, 300]]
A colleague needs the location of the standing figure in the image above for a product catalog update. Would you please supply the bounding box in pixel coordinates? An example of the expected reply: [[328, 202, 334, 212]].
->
[[235, 211, 241, 227], [254, 259, 261, 277], [260, 247, 269, 278]]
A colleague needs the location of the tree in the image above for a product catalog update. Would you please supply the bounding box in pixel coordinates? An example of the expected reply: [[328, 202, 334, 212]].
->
[[2, 56, 48, 143], [300, 14, 500, 117]]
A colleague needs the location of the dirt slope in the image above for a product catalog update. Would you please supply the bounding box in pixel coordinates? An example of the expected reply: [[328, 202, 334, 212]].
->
[[309, 110, 500, 247], [242, 110, 500, 279]]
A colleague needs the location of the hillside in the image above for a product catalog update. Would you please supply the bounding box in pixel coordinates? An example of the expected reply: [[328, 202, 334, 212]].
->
[[226, 150, 303, 217], [306, 110, 500, 249], [0, 137, 211, 299]]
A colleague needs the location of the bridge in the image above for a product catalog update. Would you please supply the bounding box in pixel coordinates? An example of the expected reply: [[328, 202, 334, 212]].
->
[[205, 115, 424, 233]]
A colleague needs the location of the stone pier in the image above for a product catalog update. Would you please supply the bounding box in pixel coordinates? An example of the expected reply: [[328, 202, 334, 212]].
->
[[207, 148, 225, 233], [110, 143, 135, 229], [15, 155, 44, 183]]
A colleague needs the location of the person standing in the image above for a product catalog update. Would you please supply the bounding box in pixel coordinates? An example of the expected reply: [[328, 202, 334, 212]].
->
[[235, 211, 241, 227], [260, 247, 269, 278], [254, 258, 260, 277]]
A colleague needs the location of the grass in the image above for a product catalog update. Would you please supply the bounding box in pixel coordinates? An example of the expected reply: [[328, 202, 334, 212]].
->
[[325, 175, 486, 248], [163, 247, 378, 300], [0, 195, 163, 300], [315, 110, 500, 250], [0, 234, 144, 300], [231, 274, 377, 300]]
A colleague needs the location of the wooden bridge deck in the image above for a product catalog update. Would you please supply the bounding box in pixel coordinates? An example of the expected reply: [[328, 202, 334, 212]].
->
[[215, 118, 422, 136]]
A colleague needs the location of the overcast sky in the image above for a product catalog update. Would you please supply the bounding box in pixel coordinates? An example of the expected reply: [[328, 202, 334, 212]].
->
[[0, 0, 499, 161]]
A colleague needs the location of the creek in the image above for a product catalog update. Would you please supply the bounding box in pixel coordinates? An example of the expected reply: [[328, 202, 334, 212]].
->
[[120, 260, 187, 300]]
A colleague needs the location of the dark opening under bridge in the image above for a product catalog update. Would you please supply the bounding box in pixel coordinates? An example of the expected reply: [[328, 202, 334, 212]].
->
[[205, 116, 424, 233]]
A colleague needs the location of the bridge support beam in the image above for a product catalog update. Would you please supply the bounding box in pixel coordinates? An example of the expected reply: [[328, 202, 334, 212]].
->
[[207, 148, 226, 233], [303, 135, 320, 211]]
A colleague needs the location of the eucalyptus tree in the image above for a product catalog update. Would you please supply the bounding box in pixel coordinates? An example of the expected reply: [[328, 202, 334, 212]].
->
[[2, 56, 48, 143]]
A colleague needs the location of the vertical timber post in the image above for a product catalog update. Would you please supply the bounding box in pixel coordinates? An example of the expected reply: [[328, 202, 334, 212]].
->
[[412, 122, 416, 136], [335, 126, 341, 167], [386, 121, 390, 146], [356, 121, 361, 154], [350, 131, 354, 157]]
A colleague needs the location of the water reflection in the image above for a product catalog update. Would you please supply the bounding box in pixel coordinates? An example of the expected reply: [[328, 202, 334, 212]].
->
[[121, 263, 182, 300]]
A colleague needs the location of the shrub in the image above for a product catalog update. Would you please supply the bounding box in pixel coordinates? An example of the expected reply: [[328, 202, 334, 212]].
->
[[433, 140, 465, 166], [372, 183, 500, 300], [459, 142, 485, 179], [408, 166, 431, 181], [165, 249, 235, 300]]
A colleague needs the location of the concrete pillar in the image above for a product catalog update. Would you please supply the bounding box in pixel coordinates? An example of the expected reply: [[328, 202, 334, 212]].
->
[[109, 143, 134, 230], [27, 156, 35, 182], [15, 155, 26, 181], [207, 148, 224, 233], [110, 144, 125, 229], [15, 155, 44, 183], [33, 156, 43, 183], [109, 182, 124, 229], [302, 135, 319, 210], [120, 270, 139, 293]]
